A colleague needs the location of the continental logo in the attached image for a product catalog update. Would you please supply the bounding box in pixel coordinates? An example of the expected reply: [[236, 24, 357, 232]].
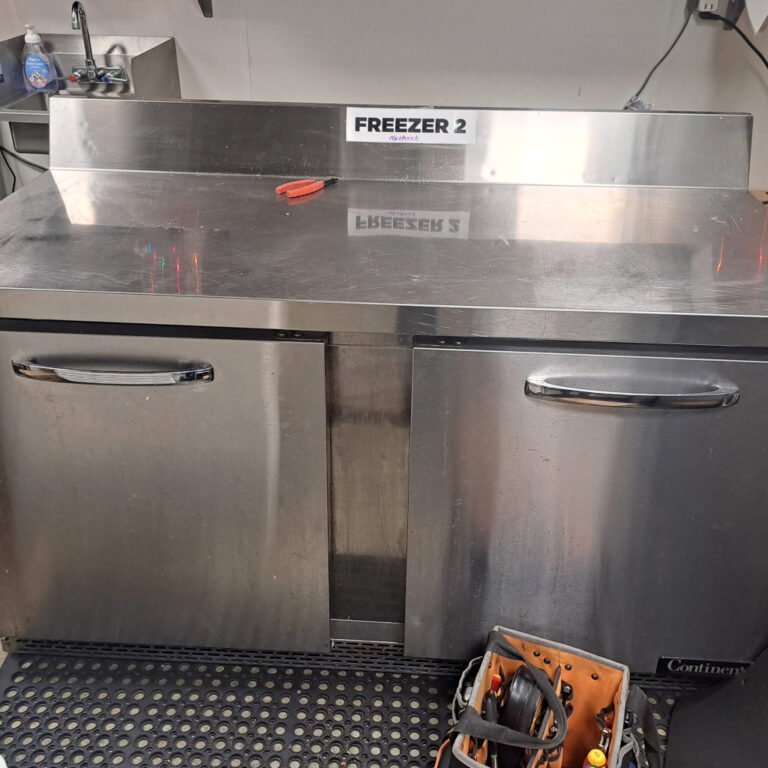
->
[[657, 657, 751, 678]]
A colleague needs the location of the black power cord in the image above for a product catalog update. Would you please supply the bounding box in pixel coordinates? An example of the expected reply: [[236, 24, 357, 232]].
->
[[700, 12, 768, 71], [625, 10, 693, 109], [0, 145, 47, 172], [0, 145, 47, 195], [625, 9, 768, 110], [0, 148, 17, 194]]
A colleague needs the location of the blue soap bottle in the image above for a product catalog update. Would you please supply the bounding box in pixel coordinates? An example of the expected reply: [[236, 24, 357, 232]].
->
[[22, 25, 58, 94]]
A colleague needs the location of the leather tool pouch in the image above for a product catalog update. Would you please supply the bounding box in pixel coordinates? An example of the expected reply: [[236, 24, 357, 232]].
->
[[437, 628, 630, 768]]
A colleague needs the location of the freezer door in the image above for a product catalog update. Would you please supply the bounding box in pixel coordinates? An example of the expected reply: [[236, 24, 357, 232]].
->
[[405, 346, 768, 669], [0, 332, 330, 652]]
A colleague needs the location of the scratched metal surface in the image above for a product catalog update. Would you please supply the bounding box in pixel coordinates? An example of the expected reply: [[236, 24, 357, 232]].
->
[[0, 170, 766, 343], [47, 100, 752, 190]]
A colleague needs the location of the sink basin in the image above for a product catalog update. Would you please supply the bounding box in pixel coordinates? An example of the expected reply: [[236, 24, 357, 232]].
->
[[3, 93, 49, 114], [0, 34, 180, 152]]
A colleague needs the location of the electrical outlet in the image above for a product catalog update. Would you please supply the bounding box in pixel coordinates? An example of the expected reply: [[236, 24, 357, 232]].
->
[[697, 0, 745, 22]]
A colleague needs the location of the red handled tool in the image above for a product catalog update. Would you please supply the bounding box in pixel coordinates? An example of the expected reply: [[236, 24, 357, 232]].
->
[[275, 177, 338, 199]]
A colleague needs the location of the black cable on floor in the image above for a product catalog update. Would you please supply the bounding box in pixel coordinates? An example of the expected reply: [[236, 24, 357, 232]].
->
[[700, 12, 768, 71], [625, 11, 693, 109]]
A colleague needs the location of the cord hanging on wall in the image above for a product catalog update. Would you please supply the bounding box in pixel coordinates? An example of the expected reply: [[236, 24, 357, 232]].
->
[[198, 0, 213, 18], [625, 4, 768, 111], [700, 11, 768, 70], [624, 10, 693, 110]]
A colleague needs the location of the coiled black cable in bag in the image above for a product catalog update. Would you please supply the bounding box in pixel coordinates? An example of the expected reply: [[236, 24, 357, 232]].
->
[[446, 631, 568, 767]]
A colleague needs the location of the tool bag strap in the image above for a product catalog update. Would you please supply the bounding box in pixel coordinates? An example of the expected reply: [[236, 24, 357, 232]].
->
[[622, 686, 663, 768], [454, 632, 568, 750]]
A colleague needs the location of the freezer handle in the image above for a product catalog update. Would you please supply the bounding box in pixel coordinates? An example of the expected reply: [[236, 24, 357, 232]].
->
[[11, 359, 214, 386], [524, 375, 740, 409]]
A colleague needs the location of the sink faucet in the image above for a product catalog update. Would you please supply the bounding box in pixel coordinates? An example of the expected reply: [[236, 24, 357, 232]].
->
[[71, 2, 97, 82], [69, 2, 128, 85]]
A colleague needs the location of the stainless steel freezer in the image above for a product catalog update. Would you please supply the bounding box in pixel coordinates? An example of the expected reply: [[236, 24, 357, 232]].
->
[[0, 98, 765, 670], [0, 331, 330, 652], [405, 346, 768, 666]]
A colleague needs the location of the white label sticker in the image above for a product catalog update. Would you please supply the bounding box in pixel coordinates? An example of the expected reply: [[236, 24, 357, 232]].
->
[[346, 107, 477, 145], [348, 209, 470, 239]]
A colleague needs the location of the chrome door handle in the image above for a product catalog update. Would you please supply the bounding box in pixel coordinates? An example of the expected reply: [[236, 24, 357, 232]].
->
[[524, 375, 740, 409], [12, 359, 214, 385]]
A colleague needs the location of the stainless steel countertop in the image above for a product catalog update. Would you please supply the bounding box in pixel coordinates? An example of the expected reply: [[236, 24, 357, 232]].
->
[[0, 169, 767, 345]]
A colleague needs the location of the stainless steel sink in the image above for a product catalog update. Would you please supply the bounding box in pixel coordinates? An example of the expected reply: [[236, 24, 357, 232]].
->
[[0, 34, 180, 152], [3, 93, 50, 118]]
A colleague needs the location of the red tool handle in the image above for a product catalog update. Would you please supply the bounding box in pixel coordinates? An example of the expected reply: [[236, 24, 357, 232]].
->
[[275, 179, 315, 196], [286, 180, 325, 198], [275, 177, 338, 199]]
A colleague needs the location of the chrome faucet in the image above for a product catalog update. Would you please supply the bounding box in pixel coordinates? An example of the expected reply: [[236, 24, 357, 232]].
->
[[69, 1, 128, 85], [71, 2, 97, 82]]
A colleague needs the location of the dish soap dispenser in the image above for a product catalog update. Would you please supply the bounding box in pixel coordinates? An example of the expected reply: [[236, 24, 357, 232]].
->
[[22, 25, 58, 93]]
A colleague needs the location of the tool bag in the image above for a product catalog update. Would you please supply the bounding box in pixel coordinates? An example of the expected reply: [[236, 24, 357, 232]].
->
[[437, 626, 630, 768]]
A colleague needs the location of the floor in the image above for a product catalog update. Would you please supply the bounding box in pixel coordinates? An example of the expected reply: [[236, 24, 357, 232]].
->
[[0, 641, 687, 768], [0, 643, 461, 768]]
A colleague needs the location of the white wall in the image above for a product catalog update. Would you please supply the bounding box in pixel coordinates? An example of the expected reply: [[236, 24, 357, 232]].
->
[[0, 0, 19, 37], [4, 0, 768, 186]]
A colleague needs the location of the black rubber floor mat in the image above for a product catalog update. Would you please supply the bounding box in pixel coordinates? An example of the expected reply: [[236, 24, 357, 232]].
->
[[0, 644, 696, 768], [0, 651, 455, 768], [640, 689, 677, 755], [8, 639, 464, 678], [629, 674, 718, 757]]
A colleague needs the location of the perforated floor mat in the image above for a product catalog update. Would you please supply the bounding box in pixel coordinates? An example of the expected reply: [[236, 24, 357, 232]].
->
[[0, 644, 696, 768], [0, 649, 455, 768]]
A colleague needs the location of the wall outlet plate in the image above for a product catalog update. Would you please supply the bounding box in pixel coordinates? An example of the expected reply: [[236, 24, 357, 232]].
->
[[697, 0, 745, 22]]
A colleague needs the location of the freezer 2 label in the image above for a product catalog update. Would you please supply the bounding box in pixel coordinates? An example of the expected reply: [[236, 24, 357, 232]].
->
[[346, 107, 477, 144], [657, 657, 751, 678], [348, 209, 469, 239]]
